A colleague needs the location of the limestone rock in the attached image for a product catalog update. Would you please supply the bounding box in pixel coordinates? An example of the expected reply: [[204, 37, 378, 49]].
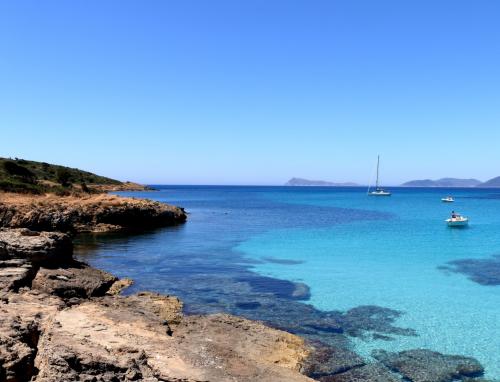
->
[[0, 228, 72, 264], [34, 294, 314, 382], [31, 262, 117, 299], [0, 193, 187, 233], [106, 277, 134, 295], [0, 290, 62, 381], [0, 259, 35, 293]]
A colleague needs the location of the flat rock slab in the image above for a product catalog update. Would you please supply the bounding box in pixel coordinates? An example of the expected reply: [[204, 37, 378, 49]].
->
[[32, 263, 117, 299], [373, 349, 484, 382], [0, 228, 72, 264], [34, 294, 314, 382]]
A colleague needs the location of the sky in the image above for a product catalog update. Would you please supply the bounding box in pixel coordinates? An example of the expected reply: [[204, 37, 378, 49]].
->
[[1, 0, 499, 185]]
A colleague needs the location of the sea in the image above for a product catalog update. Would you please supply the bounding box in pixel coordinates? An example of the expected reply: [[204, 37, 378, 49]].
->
[[75, 186, 500, 379]]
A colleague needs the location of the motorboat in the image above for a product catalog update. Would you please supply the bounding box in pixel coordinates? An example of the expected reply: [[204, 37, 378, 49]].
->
[[441, 196, 454, 203], [446, 213, 469, 227]]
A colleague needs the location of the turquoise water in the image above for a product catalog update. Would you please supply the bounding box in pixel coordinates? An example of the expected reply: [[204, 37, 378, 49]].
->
[[237, 188, 500, 379], [77, 186, 500, 379]]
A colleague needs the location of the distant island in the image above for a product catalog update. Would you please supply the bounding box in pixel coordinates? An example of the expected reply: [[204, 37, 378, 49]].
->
[[285, 177, 359, 187], [401, 177, 500, 188], [478, 176, 500, 188], [401, 178, 482, 188]]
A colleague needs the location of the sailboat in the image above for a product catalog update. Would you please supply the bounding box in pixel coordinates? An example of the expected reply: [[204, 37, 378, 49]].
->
[[368, 155, 392, 196]]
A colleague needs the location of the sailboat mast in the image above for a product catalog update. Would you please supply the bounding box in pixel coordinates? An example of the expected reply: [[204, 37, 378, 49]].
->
[[376, 155, 380, 189]]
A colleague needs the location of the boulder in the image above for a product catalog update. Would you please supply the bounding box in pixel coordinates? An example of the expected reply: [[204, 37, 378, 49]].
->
[[0, 228, 72, 265], [31, 262, 117, 299]]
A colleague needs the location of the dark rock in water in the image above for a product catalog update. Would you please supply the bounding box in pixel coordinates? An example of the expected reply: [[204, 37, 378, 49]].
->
[[292, 282, 311, 299], [32, 261, 117, 299], [340, 305, 417, 338], [373, 349, 484, 382], [439, 255, 500, 285], [235, 275, 311, 300], [262, 257, 304, 265], [0, 228, 72, 265], [235, 301, 261, 310], [320, 363, 400, 382], [302, 341, 365, 377]]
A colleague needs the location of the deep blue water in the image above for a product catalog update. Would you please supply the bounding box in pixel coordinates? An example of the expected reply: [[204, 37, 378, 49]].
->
[[75, 186, 500, 379]]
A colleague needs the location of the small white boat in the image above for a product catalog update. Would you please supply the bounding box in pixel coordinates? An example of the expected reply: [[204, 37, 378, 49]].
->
[[370, 188, 392, 196], [446, 213, 469, 227], [441, 196, 454, 203], [368, 155, 391, 196]]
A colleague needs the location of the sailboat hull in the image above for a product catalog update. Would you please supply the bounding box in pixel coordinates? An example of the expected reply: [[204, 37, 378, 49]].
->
[[369, 191, 392, 196]]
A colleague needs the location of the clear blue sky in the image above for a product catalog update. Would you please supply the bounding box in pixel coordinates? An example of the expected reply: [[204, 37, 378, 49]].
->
[[1, 1, 499, 185]]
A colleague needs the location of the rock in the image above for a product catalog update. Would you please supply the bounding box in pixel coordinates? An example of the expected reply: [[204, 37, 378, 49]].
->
[[106, 277, 134, 295], [0, 290, 62, 381], [320, 363, 400, 382], [340, 305, 417, 338], [373, 349, 485, 382], [0, 193, 187, 233], [34, 294, 315, 382], [0, 228, 72, 265], [302, 342, 365, 377], [0, 259, 35, 292], [439, 255, 500, 285], [31, 262, 117, 299]]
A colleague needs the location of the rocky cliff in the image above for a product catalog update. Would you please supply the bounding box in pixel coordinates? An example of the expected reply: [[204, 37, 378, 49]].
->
[[0, 193, 186, 233]]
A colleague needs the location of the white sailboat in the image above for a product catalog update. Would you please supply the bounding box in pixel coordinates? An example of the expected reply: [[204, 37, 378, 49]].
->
[[368, 155, 391, 196]]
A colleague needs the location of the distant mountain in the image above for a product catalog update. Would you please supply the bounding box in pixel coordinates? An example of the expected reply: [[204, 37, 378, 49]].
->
[[401, 178, 482, 187], [285, 177, 359, 187], [478, 176, 500, 188]]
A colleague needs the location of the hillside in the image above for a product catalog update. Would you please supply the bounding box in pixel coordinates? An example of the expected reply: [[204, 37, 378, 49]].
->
[[285, 177, 359, 187], [478, 176, 500, 188], [0, 157, 121, 194], [401, 178, 482, 187]]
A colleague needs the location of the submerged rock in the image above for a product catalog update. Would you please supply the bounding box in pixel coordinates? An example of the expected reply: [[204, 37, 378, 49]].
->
[[320, 363, 400, 382], [302, 342, 365, 377], [439, 255, 500, 285], [373, 349, 484, 382]]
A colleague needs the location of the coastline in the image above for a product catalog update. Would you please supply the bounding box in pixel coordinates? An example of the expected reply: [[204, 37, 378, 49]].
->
[[0, 190, 494, 381]]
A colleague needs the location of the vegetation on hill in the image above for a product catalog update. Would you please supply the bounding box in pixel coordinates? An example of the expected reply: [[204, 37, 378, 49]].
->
[[0, 157, 121, 194]]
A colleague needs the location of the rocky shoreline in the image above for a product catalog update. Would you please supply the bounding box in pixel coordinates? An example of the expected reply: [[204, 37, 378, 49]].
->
[[0, 192, 494, 381], [0, 193, 186, 233]]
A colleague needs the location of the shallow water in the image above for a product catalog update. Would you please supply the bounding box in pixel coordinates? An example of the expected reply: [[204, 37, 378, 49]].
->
[[75, 186, 500, 379]]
